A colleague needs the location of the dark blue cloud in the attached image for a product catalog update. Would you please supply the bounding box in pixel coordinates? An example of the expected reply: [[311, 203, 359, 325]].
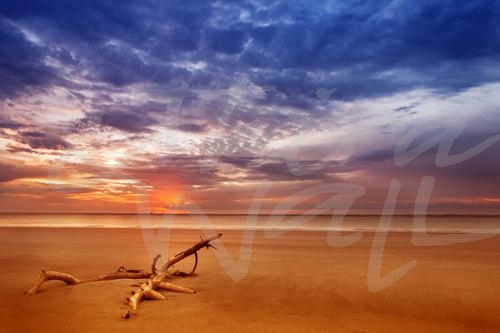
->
[[18, 130, 71, 150], [348, 124, 500, 183], [0, 0, 499, 103], [206, 28, 247, 55], [82, 101, 168, 133], [244, 1, 500, 100], [0, 18, 61, 99], [177, 123, 208, 133], [402, 2, 500, 61], [0, 114, 23, 129], [0, 0, 150, 44], [394, 103, 420, 114], [99, 111, 156, 134]]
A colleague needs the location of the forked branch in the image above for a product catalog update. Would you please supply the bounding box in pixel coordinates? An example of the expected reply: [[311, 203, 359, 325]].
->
[[27, 233, 223, 319]]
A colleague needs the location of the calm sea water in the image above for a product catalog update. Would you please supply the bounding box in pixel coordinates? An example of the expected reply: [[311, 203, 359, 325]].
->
[[1, 214, 500, 234]]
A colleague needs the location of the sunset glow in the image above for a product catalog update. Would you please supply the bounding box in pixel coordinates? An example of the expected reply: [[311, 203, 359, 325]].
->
[[1, 1, 500, 215]]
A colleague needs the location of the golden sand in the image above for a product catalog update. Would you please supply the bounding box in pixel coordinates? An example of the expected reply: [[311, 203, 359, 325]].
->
[[0, 227, 499, 332]]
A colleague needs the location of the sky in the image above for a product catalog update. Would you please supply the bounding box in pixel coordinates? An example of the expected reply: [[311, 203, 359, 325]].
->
[[1, 0, 500, 214]]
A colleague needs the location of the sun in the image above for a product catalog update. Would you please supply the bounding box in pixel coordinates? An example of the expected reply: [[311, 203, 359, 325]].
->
[[105, 158, 121, 167]]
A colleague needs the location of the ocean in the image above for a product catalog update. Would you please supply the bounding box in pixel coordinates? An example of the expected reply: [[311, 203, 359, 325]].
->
[[1, 213, 500, 234]]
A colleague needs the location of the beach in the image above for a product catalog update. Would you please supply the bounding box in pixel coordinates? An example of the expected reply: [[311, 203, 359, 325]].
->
[[0, 227, 499, 332]]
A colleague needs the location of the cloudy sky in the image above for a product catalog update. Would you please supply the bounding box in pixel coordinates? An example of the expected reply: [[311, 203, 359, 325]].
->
[[1, 0, 500, 214]]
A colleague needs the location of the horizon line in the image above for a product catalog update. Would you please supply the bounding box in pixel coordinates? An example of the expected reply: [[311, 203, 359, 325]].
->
[[1, 212, 499, 217]]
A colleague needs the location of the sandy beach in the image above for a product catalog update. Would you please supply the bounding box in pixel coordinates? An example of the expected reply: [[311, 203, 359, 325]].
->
[[2, 0, 500, 331], [0, 227, 499, 333]]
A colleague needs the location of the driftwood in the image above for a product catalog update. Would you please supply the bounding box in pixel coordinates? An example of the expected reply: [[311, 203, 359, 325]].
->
[[27, 233, 222, 319]]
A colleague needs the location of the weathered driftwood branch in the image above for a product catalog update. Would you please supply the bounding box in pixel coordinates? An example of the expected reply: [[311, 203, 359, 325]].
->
[[151, 254, 161, 275], [123, 234, 221, 318], [27, 270, 81, 295], [161, 233, 222, 272], [26, 268, 151, 295], [27, 233, 222, 319]]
